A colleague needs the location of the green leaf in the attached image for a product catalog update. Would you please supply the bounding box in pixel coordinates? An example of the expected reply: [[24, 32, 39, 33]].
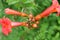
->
[[6, 0, 20, 5]]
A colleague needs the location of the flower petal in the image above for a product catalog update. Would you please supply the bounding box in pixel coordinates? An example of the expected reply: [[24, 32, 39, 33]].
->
[[7, 26, 12, 33], [2, 26, 8, 36], [0, 18, 12, 35], [56, 5, 60, 16], [52, 0, 59, 7]]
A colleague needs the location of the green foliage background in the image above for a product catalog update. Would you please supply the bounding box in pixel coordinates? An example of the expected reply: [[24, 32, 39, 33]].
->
[[0, 0, 60, 40]]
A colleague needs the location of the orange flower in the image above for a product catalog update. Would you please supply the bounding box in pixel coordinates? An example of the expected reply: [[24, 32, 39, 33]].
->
[[0, 17, 27, 36], [35, 0, 59, 21], [5, 8, 28, 17]]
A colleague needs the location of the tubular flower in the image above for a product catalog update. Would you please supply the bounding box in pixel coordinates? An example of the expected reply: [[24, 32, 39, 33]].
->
[[35, 0, 59, 21], [5, 8, 28, 17], [0, 17, 27, 36]]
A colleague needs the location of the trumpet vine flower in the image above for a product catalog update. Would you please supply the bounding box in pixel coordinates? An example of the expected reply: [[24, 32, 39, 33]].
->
[[0, 17, 27, 36], [35, 0, 59, 21]]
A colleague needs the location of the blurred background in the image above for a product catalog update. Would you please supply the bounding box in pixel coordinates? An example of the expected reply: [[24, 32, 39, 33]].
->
[[0, 0, 60, 40]]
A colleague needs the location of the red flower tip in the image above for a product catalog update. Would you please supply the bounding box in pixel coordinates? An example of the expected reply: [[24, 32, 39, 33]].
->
[[0, 17, 12, 36], [52, 0, 59, 7], [51, 0, 60, 16], [56, 5, 60, 16]]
